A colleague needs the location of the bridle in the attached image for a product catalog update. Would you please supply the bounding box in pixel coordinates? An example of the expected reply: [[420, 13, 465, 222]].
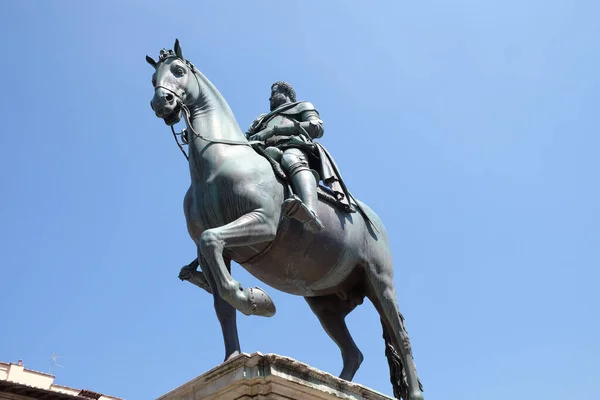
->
[[155, 59, 261, 161]]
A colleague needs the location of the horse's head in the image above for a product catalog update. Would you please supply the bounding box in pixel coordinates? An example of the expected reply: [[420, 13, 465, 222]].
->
[[147, 39, 199, 126]]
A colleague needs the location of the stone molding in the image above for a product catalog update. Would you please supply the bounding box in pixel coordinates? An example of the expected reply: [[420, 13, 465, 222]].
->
[[156, 353, 393, 400]]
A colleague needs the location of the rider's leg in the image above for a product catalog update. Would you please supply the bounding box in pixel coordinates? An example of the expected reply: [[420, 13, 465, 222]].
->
[[281, 148, 323, 232], [264, 146, 283, 162]]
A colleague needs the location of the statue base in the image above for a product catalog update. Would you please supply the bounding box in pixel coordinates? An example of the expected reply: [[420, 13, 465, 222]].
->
[[156, 352, 393, 400]]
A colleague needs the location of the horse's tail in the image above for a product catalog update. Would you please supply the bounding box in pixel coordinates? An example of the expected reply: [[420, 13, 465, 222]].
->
[[381, 313, 423, 400]]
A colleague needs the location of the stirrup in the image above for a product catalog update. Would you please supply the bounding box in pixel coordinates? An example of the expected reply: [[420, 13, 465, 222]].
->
[[282, 196, 324, 232]]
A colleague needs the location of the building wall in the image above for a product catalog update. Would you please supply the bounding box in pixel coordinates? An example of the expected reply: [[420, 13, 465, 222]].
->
[[0, 363, 53, 390]]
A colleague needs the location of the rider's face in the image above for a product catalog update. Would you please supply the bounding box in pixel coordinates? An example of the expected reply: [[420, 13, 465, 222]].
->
[[269, 85, 290, 111]]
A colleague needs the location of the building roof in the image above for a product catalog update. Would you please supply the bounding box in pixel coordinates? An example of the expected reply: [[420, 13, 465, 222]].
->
[[0, 360, 122, 400], [0, 379, 89, 400]]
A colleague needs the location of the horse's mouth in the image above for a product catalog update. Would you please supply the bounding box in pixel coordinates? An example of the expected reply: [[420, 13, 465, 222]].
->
[[162, 104, 182, 126]]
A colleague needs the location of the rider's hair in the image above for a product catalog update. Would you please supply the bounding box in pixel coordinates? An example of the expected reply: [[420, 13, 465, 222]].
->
[[271, 81, 297, 102]]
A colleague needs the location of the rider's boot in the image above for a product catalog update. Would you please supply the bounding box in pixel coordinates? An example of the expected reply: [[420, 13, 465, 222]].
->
[[282, 167, 324, 232]]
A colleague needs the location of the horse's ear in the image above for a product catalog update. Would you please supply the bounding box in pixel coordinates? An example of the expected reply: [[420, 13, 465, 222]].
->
[[174, 38, 183, 59], [146, 55, 157, 68]]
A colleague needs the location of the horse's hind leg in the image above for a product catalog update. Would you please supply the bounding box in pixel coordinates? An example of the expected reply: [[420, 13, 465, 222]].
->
[[199, 211, 277, 317], [305, 294, 364, 381], [364, 261, 424, 400]]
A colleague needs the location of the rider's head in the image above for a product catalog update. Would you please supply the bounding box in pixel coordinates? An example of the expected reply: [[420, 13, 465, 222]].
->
[[270, 81, 296, 111]]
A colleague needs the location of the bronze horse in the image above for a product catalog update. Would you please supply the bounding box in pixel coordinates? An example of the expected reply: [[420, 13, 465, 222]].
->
[[147, 40, 424, 400]]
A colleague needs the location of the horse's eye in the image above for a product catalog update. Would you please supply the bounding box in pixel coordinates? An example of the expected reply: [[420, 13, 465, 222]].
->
[[152, 78, 157, 87], [175, 67, 185, 76]]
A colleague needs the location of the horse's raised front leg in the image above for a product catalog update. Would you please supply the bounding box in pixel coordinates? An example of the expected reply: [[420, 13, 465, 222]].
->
[[199, 210, 277, 317]]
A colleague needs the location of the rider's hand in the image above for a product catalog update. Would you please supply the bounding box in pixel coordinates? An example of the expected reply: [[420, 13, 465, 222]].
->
[[249, 127, 274, 142]]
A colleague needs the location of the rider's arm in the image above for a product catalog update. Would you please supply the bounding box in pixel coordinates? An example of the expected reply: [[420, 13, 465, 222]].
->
[[272, 110, 324, 139], [300, 110, 324, 139]]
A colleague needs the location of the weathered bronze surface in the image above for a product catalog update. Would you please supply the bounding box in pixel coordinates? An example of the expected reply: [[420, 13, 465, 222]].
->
[[147, 40, 424, 400]]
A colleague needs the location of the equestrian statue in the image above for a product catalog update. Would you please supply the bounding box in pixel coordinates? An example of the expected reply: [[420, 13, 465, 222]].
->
[[146, 39, 424, 400]]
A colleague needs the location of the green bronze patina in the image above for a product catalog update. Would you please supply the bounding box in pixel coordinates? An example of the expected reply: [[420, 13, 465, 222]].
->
[[147, 40, 424, 400]]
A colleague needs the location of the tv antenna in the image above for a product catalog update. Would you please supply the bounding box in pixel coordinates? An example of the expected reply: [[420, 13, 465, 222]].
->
[[49, 353, 64, 375]]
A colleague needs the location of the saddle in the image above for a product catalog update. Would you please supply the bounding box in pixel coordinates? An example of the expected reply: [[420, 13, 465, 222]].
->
[[251, 143, 356, 214]]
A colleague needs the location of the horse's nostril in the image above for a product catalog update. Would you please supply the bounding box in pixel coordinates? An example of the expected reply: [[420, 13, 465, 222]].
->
[[166, 93, 174, 102]]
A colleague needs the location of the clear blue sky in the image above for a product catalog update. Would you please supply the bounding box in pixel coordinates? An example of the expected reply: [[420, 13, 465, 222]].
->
[[1, 1, 598, 399]]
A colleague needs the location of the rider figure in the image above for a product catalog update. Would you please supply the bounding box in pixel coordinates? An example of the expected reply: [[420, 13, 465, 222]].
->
[[246, 81, 328, 232]]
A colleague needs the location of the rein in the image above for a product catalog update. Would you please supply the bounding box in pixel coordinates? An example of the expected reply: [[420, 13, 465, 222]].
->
[[169, 104, 262, 161], [160, 72, 261, 161]]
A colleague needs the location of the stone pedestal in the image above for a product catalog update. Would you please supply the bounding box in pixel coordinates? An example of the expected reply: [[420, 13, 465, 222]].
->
[[156, 352, 393, 400]]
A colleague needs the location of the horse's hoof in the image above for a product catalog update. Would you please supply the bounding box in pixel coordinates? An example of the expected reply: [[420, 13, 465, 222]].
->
[[224, 350, 241, 362], [409, 391, 424, 400], [248, 287, 276, 317], [178, 266, 193, 281]]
